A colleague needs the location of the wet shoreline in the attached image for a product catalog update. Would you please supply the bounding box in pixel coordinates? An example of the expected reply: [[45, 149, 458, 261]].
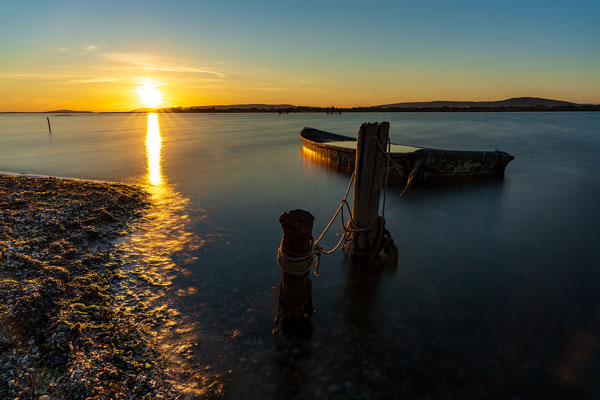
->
[[0, 174, 177, 399]]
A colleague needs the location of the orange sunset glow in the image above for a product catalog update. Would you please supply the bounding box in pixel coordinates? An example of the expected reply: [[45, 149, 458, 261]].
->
[[0, 1, 598, 112]]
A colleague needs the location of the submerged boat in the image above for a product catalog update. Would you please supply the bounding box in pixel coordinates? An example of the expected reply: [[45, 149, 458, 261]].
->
[[300, 127, 515, 183]]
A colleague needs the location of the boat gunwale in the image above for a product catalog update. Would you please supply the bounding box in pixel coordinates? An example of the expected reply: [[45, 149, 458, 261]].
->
[[300, 126, 512, 157]]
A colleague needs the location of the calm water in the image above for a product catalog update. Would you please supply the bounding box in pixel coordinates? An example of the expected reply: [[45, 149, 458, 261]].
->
[[1, 112, 599, 398]]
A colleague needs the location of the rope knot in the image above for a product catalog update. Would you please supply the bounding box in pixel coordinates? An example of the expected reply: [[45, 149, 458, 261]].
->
[[277, 240, 324, 277], [312, 243, 324, 276], [313, 243, 323, 257]]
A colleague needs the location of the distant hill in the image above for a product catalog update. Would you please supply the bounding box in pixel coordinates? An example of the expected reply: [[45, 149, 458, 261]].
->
[[120, 97, 598, 113], [378, 97, 578, 109], [45, 109, 93, 113]]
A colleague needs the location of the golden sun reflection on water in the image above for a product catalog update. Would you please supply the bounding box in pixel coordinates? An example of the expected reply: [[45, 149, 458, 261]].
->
[[300, 145, 354, 177], [146, 112, 163, 186], [112, 112, 224, 397]]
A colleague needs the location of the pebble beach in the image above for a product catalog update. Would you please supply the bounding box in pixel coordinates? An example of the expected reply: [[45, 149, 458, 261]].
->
[[0, 174, 177, 399]]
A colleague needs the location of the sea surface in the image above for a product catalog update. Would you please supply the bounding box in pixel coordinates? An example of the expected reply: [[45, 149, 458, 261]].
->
[[1, 112, 599, 398]]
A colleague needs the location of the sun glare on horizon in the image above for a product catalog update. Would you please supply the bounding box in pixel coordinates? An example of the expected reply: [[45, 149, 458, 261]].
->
[[138, 81, 162, 108]]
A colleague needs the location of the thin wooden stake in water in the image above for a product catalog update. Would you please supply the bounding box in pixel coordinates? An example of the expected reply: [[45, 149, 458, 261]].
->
[[47, 117, 52, 134]]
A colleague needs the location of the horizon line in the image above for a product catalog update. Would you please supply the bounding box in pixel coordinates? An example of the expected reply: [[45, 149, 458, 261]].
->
[[2, 96, 600, 113]]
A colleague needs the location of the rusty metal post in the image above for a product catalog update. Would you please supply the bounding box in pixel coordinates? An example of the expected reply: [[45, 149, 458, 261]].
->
[[274, 209, 315, 334]]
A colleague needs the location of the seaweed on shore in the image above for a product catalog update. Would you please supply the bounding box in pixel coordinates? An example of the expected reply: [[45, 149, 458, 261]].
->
[[0, 175, 177, 399]]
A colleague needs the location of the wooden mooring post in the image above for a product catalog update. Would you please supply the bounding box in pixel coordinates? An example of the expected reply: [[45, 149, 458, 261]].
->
[[350, 122, 389, 256], [273, 123, 397, 333], [46, 117, 52, 134], [274, 209, 315, 334]]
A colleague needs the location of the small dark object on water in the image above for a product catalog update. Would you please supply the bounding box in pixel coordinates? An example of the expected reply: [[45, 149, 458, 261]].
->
[[274, 209, 315, 334], [47, 117, 52, 134]]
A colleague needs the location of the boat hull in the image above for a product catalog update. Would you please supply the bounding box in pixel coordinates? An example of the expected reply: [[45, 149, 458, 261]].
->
[[300, 127, 515, 183]]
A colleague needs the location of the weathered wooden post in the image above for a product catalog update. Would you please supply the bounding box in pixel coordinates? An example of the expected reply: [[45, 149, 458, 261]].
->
[[274, 209, 315, 334], [47, 117, 52, 134], [350, 122, 389, 256]]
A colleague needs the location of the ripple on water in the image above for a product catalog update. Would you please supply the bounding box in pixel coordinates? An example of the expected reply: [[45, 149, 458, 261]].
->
[[114, 181, 226, 398]]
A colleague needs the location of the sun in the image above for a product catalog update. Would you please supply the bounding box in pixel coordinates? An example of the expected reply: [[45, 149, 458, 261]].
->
[[138, 82, 162, 108]]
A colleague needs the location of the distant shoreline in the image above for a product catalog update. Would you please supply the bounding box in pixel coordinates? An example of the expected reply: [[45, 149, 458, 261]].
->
[[2, 105, 600, 114], [3, 95, 600, 114], [157, 105, 600, 113]]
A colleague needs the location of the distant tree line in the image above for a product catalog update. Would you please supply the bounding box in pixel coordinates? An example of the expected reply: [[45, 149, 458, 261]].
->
[[347, 104, 600, 112], [159, 104, 600, 113]]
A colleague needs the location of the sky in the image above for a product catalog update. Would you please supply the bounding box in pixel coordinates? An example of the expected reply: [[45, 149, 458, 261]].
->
[[0, 0, 599, 111]]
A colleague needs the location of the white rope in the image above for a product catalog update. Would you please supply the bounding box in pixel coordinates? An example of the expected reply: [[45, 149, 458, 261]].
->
[[313, 170, 355, 245], [399, 160, 421, 197], [277, 241, 315, 276], [308, 133, 393, 272], [377, 137, 392, 218]]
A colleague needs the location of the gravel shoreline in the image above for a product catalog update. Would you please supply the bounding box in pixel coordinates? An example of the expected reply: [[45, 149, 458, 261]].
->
[[0, 174, 177, 399]]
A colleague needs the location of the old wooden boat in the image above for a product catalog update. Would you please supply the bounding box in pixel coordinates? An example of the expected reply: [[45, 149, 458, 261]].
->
[[300, 127, 514, 183]]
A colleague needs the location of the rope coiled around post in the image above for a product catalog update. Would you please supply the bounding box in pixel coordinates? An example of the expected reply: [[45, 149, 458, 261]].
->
[[277, 240, 320, 276], [307, 135, 398, 274]]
